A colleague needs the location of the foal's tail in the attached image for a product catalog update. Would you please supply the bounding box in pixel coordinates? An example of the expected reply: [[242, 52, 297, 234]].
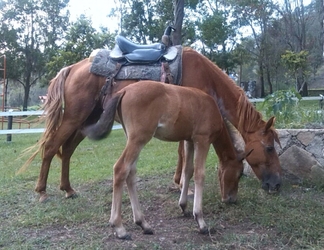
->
[[82, 91, 125, 140], [18, 66, 72, 173]]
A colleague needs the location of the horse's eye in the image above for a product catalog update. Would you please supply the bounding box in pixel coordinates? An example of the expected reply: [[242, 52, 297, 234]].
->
[[266, 146, 274, 152]]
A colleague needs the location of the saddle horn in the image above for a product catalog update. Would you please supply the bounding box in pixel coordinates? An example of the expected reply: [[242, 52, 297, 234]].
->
[[161, 26, 176, 47]]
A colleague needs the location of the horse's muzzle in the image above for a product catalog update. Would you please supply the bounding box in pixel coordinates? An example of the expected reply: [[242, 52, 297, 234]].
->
[[262, 180, 281, 194]]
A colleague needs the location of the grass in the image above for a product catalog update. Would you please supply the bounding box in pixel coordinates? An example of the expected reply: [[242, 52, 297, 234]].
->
[[1, 131, 324, 249], [256, 99, 324, 128]]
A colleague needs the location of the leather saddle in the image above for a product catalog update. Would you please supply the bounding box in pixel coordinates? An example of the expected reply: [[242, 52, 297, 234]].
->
[[110, 26, 176, 64]]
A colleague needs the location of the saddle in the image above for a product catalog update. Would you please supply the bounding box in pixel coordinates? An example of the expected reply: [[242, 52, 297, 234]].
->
[[90, 26, 182, 85], [113, 35, 166, 63], [110, 26, 175, 63]]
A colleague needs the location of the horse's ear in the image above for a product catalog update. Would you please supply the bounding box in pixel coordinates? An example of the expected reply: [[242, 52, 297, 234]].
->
[[265, 116, 276, 132], [265, 116, 282, 148]]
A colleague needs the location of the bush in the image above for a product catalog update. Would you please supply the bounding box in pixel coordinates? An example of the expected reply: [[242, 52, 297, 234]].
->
[[261, 89, 324, 128]]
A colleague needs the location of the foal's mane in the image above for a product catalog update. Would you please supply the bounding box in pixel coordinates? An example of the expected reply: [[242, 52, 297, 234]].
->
[[190, 48, 265, 134]]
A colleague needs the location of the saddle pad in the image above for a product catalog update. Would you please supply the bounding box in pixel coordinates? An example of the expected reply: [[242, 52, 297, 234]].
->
[[90, 46, 183, 85]]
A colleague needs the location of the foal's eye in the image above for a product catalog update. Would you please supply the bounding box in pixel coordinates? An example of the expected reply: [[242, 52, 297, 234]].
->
[[266, 146, 274, 152]]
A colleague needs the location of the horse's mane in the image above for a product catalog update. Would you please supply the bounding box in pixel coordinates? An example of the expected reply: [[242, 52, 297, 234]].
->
[[185, 47, 265, 134], [236, 93, 264, 133]]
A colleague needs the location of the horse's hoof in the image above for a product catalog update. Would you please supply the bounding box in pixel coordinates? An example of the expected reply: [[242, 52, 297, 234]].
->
[[65, 192, 78, 199], [39, 192, 49, 203], [143, 228, 154, 235]]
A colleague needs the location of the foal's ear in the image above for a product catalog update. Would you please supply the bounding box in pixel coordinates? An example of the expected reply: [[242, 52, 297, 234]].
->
[[265, 116, 276, 132], [238, 149, 254, 161]]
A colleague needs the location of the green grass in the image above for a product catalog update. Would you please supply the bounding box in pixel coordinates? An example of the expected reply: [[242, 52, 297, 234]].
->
[[1, 131, 324, 249], [256, 99, 324, 128]]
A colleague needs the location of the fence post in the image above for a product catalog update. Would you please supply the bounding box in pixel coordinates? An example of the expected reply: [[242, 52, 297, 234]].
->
[[6, 109, 13, 142]]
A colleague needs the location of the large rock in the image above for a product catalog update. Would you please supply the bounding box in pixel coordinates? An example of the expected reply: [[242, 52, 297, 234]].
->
[[279, 145, 324, 182]]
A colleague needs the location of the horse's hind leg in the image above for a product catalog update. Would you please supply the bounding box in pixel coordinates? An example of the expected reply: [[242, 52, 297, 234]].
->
[[110, 138, 153, 239], [126, 153, 153, 235], [60, 130, 85, 198], [35, 123, 82, 202], [35, 134, 63, 202]]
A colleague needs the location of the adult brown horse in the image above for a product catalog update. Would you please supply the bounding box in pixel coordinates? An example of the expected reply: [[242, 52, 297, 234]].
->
[[82, 80, 252, 238], [24, 47, 281, 203]]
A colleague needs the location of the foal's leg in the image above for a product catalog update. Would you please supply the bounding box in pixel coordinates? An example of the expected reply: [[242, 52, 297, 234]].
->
[[192, 142, 209, 234], [110, 139, 152, 239], [173, 141, 185, 186], [60, 130, 85, 198], [178, 141, 194, 215], [126, 157, 153, 235]]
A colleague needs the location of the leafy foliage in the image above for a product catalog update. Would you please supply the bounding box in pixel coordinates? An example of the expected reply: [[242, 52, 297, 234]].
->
[[45, 15, 116, 81], [0, 0, 70, 110], [261, 89, 324, 128], [262, 89, 302, 127]]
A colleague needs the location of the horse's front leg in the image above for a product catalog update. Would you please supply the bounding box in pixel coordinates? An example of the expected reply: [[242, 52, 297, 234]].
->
[[178, 141, 194, 215], [60, 130, 85, 198], [192, 142, 209, 234]]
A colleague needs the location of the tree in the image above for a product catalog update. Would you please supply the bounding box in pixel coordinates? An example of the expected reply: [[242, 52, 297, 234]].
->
[[272, 0, 319, 95], [229, 0, 278, 97], [0, 0, 70, 110], [172, 0, 184, 45], [198, 6, 238, 73], [281, 50, 310, 94], [110, 0, 195, 45], [46, 15, 116, 79]]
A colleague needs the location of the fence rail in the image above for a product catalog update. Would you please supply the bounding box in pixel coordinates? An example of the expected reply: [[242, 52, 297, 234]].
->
[[0, 110, 122, 141], [1, 95, 323, 137]]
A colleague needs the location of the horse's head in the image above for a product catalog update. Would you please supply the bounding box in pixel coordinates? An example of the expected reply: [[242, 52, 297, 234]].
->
[[244, 117, 282, 194]]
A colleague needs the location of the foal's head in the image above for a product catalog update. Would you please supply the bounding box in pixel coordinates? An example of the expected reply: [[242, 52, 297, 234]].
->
[[218, 152, 252, 204], [217, 119, 253, 204]]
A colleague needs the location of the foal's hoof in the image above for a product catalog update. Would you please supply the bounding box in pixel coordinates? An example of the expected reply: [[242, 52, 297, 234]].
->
[[39, 192, 49, 203], [115, 232, 132, 240], [199, 227, 209, 235], [183, 211, 192, 218]]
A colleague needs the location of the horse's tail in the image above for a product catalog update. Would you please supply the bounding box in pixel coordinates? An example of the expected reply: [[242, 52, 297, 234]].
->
[[82, 91, 125, 140], [18, 66, 72, 173]]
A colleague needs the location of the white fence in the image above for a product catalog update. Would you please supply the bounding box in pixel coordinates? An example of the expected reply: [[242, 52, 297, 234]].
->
[[0, 110, 122, 137], [0, 96, 322, 136], [0, 110, 44, 135]]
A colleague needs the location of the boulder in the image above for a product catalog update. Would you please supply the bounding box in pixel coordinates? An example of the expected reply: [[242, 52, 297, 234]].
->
[[279, 145, 324, 182]]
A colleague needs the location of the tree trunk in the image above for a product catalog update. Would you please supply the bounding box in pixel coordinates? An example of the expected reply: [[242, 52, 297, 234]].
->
[[23, 84, 30, 111], [172, 0, 184, 45], [266, 67, 273, 94], [259, 62, 265, 97]]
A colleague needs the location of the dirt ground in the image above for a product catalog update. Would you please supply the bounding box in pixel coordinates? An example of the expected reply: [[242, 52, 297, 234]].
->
[[8, 173, 321, 250], [30, 178, 281, 250]]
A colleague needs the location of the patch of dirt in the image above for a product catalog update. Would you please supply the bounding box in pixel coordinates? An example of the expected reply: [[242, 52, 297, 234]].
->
[[13, 175, 311, 250]]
